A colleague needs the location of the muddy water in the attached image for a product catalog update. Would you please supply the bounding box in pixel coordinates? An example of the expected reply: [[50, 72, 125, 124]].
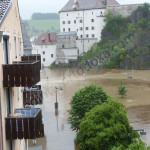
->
[[29, 68, 150, 149]]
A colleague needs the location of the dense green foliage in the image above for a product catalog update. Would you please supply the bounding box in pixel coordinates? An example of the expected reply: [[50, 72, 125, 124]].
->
[[31, 13, 59, 20], [76, 99, 145, 150], [118, 81, 128, 98], [23, 20, 60, 37], [68, 85, 108, 131], [80, 3, 150, 69]]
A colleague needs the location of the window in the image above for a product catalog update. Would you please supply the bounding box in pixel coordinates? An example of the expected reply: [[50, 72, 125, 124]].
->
[[68, 21, 71, 24], [18, 37, 21, 56], [62, 45, 65, 48], [80, 27, 83, 31], [62, 21, 65, 24], [14, 36, 17, 59], [43, 58, 45, 62], [92, 12, 93, 15], [92, 34, 95, 38], [43, 51, 45, 54], [67, 14, 68, 16], [51, 54, 53, 58], [80, 35, 83, 38], [91, 26, 95, 30], [80, 20, 82, 23], [68, 28, 70, 31], [74, 20, 76, 24], [77, 29, 78, 31], [86, 27, 89, 30], [86, 34, 89, 38], [63, 28, 65, 32], [101, 11, 103, 14], [91, 19, 94, 22]]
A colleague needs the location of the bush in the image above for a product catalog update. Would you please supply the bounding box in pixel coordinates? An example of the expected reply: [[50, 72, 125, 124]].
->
[[68, 85, 108, 131], [76, 99, 135, 150], [118, 81, 128, 98]]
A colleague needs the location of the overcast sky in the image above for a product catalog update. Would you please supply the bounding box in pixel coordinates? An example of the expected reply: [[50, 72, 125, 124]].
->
[[18, 0, 150, 19]]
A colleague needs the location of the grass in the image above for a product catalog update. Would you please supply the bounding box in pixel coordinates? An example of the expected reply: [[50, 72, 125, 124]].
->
[[23, 19, 60, 37]]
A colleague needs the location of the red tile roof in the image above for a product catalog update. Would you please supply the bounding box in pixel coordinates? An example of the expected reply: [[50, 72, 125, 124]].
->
[[36, 33, 57, 45], [60, 0, 119, 12]]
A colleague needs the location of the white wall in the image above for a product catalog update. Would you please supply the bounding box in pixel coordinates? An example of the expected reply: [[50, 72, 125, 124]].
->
[[60, 9, 106, 41], [32, 44, 56, 67], [76, 39, 97, 55]]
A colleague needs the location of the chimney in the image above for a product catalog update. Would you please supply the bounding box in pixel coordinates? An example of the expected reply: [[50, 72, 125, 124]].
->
[[74, 0, 77, 3], [48, 33, 51, 42], [102, 0, 107, 6]]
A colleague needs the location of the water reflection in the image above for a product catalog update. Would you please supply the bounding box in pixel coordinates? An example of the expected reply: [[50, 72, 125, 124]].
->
[[29, 68, 150, 149]]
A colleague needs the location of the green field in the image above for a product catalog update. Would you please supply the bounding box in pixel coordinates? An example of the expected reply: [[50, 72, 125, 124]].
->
[[23, 19, 60, 37]]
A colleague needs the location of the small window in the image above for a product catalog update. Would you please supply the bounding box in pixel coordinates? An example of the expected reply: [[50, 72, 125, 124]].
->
[[91, 26, 95, 30], [68, 28, 70, 31], [80, 27, 83, 31], [77, 29, 78, 31], [51, 54, 53, 58], [62, 21, 65, 24], [43, 58, 45, 62], [92, 34, 95, 38], [92, 12, 93, 15], [80, 20, 82, 23], [81, 41, 82, 43], [63, 28, 65, 32], [86, 34, 89, 38], [80, 35, 83, 38], [14, 36, 17, 59], [43, 51, 45, 54], [62, 45, 65, 48], [101, 11, 103, 14], [91, 19, 94, 22], [74, 20, 76, 24], [67, 14, 68, 16], [68, 21, 71, 24], [85, 27, 89, 30]]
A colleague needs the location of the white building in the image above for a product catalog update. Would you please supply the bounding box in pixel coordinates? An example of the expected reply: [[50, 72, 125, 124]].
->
[[32, 33, 56, 67], [59, 0, 119, 55]]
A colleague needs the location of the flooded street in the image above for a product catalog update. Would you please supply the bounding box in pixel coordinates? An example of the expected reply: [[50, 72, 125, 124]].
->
[[29, 68, 150, 149]]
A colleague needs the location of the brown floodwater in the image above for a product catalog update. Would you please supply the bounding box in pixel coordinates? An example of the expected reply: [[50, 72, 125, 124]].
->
[[29, 68, 150, 149]]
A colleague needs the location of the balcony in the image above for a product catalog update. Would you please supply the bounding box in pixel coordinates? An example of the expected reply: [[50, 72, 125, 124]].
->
[[21, 54, 41, 69], [23, 85, 43, 106], [3, 61, 40, 87], [5, 108, 44, 140]]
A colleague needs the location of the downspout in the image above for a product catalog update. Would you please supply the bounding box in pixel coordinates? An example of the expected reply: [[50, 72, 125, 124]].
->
[[83, 10, 85, 53], [0, 89, 3, 150]]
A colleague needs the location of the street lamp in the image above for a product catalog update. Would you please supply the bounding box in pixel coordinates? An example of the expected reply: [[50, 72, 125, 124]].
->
[[131, 127, 146, 143], [55, 87, 63, 110]]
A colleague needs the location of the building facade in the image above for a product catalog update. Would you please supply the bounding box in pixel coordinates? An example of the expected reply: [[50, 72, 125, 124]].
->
[[56, 31, 78, 63], [21, 24, 32, 55], [0, 0, 25, 149], [59, 0, 119, 54], [32, 33, 56, 67], [0, 1, 44, 150]]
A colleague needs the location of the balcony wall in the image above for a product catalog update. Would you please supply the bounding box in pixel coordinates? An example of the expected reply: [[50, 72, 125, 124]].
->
[[23, 86, 43, 106], [21, 55, 41, 69], [5, 108, 44, 140], [3, 61, 40, 87]]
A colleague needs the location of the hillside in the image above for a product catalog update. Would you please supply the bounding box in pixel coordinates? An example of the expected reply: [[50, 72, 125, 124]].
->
[[81, 3, 150, 70], [23, 19, 60, 37]]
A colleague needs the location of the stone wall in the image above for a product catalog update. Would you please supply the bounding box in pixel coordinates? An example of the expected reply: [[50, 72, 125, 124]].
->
[[107, 4, 143, 17]]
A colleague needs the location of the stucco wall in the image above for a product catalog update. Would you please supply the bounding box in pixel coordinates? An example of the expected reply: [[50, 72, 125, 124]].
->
[[0, 0, 25, 150]]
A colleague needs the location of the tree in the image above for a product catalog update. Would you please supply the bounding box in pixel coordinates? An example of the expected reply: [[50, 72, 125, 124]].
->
[[68, 85, 108, 131], [118, 81, 127, 98], [76, 99, 140, 150]]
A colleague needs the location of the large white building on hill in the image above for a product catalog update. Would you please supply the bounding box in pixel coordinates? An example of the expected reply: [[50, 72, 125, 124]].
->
[[59, 0, 119, 55]]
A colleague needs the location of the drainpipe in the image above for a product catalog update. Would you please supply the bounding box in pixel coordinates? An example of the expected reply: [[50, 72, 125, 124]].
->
[[0, 89, 3, 150]]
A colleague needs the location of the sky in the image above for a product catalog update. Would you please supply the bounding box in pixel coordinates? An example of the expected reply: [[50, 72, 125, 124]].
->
[[18, 0, 150, 20]]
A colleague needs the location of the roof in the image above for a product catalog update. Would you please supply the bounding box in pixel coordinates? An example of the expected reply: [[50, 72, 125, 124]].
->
[[57, 31, 77, 36], [21, 24, 32, 50], [36, 32, 57, 45], [60, 0, 119, 12], [0, 0, 12, 26]]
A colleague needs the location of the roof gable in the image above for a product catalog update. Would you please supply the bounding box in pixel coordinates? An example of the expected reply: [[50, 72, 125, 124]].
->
[[36, 33, 57, 45], [0, 0, 12, 26], [60, 0, 119, 12]]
